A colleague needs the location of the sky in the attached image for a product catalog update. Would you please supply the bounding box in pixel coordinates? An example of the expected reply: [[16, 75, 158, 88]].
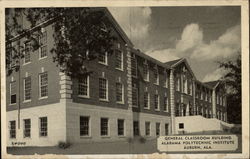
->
[[108, 6, 241, 82]]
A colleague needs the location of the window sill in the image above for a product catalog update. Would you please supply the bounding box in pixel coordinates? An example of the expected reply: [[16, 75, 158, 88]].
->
[[115, 68, 124, 72], [164, 110, 169, 113], [39, 96, 48, 100], [23, 62, 31, 66], [144, 79, 149, 82], [39, 56, 47, 60], [116, 101, 124, 105], [154, 83, 159, 86], [23, 100, 31, 103], [9, 103, 17, 106], [155, 109, 160, 112], [98, 62, 108, 66], [99, 99, 109, 102], [80, 136, 92, 139], [144, 107, 150, 110], [39, 136, 48, 138], [78, 95, 90, 99], [23, 137, 31, 139]]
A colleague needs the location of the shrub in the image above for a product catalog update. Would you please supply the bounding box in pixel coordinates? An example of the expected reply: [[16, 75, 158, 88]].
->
[[230, 126, 242, 134], [58, 141, 71, 149]]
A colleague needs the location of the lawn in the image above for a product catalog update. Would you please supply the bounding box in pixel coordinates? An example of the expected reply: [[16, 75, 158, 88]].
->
[[7, 134, 242, 155]]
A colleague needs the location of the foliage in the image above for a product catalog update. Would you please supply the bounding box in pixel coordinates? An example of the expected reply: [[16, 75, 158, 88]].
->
[[219, 53, 241, 124], [5, 8, 116, 77], [58, 141, 71, 149]]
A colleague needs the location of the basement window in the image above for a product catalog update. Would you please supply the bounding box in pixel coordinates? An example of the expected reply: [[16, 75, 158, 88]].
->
[[179, 123, 184, 129]]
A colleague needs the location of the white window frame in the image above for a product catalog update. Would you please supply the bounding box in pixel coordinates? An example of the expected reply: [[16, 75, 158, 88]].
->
[[143, 61, 149, 82], [10, 81, 17, 105], [98, 52, 108, 65], [39, 30, 48, 60], [39, 117, 48, 137], [116, 82, 124, 104], [78, 75, 90, 98], [145, 121, 150, 136], [154, 93, 160, 111], [23, 119, 31, 138], [153, 66, 159, 85], [100, 118, 109, 137], [115, 50, 123, 71], [39, 72, 48, 99], [131, 53, 137, 78], [143, 92, 150, 109], [23, 42, 31, 65], [99, 78, 108, 101], [23, 76, 31, 102], [80, 116, 90, 137], [117, 119, 125, 136], [9, 120, 16, 139], [156, 122, 160, 136], [164, 96, 169, 112]]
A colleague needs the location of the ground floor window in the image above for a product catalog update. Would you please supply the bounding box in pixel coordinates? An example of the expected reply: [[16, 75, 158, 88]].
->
[[9, 120, 16, 138], [156, 122, 160, 136], [165, 123, 169, 135], [101, 118, 109, 136], [39, 117, 48, 137], [145, 122, 150, 136], [80, 116, 89, 136], [133, 121, 139, 136], [117, 119, 124, 136], [23, 119, 31, 138]]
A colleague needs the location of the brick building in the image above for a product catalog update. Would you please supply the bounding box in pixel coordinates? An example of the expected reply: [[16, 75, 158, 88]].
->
[[6, 8, 229, 147]]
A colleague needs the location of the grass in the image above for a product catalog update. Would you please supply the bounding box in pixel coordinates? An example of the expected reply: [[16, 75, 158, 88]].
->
[[7, 133, 242, 155]]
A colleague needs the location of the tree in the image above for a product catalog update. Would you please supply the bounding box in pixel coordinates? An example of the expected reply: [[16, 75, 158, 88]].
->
[[5, 8, 116, 77], [219, 53, 241, 124]]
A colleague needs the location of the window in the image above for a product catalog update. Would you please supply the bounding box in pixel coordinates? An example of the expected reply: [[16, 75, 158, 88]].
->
[[98, 52, 108, 65], [163, 96, 169, 112], [154, 93, 159, 110], [153, 67, 159, 85], [116, 82, 123, 103], [24, 42, 31, 64], [183, 77, 187, 94], [131, 54, 137, 77], [132, 82, 138, 107], [144, 92, 150, 109], [100, 118, 108, 136], [39, 31, 47, 59], [9, 121, 16, 138], [179, 123, 184, 129], [117, 119, 124, 136], [145, 122, 150, 136], [39, 72, 48, 98], [24, 77, 31, 101], [39, 117, 48, 137], [143, 62, 149, 81], [165, 124, 169, 135], [176, 77, 180, 91], [115, 50, 123, 70], [80, 116, 89, 136], [189, 80, 192, 95], [79, 75, 89, 97], [10, 81, 16, 104], [133, 121, 139, 136], [99, 78, 108, 101], [23, 119, 31, 138], [164, 74, 168, 88], [156, 123, 160, 136]]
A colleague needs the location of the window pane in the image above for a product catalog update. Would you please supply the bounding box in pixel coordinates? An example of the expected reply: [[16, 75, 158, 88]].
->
[[145, 122, 150, 136], [133, 121, 139, 136], [79, 75, 88, 96], [116, 83, 123, 102], [99, 78, 107, 100], [24, 77, 31, 100], [24, 119, 31, 138], [39, 117, 47, 136], [118, 119, 124, 136], [156, 123, 160, 136], [10, 82, 16, 104], [132, 82, 138, 107], [101, 118, 108, 136], [115, 51, 122, 69], [40, 72, 48, 97], [9, 121, 16, 138], [131, 54, 137, 77], [80, 116, 89, 136], [144, 92, 149, 108]]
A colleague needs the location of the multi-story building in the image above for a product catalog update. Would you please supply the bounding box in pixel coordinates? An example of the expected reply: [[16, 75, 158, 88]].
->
[[6, 8, 230, 147]]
